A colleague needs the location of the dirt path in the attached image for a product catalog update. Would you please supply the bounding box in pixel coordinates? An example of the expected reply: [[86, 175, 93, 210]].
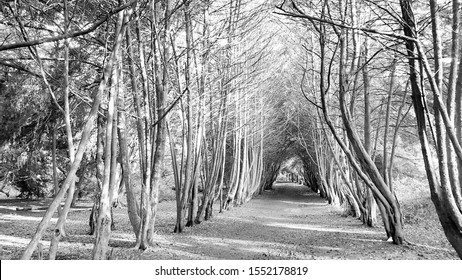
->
[[115, 183, 456, 260], [0, 182, 457, 259]]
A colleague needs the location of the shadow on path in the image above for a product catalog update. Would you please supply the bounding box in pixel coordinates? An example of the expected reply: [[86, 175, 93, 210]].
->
[[132, 182, 456, 260], [0, 182, 457, 259]]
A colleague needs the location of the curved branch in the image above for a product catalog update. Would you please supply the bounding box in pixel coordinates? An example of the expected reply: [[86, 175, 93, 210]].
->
[[274, 6, 416, 43], [0, 0, 137, 52]]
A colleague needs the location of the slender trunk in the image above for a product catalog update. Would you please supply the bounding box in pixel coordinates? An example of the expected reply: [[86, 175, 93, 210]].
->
[[445, 0, 462, 211], [20, 6, 122, 258], [117, 73, 141, 238], [182, 0, 196, 228], [135, 8, 153, 249], [362, 40, 377, 226], [322, 118, 363, 217], [90, 115, 105, 236], [48, 0, 75, 259], [146, 0, 169, 243], [389, 83, 410, 191], [51, 123, 59, 196], [383, 59, 397, 187], [108, 79, 120, 232], [92, 8, 127, 259], [126, 18, 146, 178]]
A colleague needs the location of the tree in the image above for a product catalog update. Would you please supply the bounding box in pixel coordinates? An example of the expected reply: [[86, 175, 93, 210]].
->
[[398, 0, 462, 258]]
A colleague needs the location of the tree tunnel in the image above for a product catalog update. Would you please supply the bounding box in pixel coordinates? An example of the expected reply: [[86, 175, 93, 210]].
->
[[2, 0, 462, 259]]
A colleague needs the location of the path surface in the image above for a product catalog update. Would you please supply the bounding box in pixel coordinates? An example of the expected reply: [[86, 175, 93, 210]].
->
[[0, 182, 457, 259], [118, 183, 456, 260]]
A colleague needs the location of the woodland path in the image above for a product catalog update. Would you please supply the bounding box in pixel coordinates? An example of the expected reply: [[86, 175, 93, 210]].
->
[[0, 182, 457, 259], [119, 182, 456, 260]]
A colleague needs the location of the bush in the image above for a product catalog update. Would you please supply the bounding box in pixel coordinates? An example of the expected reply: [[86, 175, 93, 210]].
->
[[14, 161, 52, 199], [15, 175, 49, 199]]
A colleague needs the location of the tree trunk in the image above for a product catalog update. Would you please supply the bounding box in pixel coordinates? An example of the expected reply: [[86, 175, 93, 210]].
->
[[144, 0, 169, 244], [51, 123, 59, 197], [117, 70, 141, 238], [92, 8, 128, 259], [362, 40, 377, 226], [48, 0, 76, 259], [20, 6, 123, 258]]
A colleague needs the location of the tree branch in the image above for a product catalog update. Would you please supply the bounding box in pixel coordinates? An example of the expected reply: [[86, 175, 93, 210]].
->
[[0, 0, 137, 52], [0, 60, 41, 77], [274, 6, 416, 43]]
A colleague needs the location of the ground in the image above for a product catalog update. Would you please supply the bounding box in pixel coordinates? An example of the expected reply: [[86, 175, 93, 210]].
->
[[0, 182, 458, 259]]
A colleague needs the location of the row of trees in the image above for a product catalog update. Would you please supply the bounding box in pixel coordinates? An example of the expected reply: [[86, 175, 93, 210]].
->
[[275, 0, 462, 258]]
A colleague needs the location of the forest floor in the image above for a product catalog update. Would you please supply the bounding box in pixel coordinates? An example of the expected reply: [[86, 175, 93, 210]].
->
[[0, 182, 458, 260]]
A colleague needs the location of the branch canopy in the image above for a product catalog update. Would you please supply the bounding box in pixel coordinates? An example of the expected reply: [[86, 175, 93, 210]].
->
[[0, 0, 137, 52]]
